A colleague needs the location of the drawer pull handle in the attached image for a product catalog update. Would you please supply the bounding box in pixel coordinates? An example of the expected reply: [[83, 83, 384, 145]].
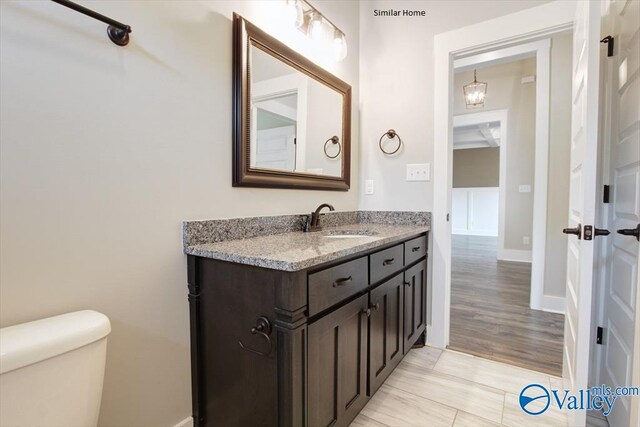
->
[[238, 316, 272, 357], [333, 276, 353, 287], [382, 258, 395, 266], [411, 246, 421, 252]]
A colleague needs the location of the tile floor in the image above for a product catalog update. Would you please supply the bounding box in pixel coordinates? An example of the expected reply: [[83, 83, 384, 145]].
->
[[351, 346, 608, 427]]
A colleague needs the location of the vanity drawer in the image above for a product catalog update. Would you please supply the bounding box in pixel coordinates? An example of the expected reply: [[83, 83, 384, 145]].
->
[[370, 244, 404, 284], [404, 235, 427, 265], [308, 257, 368, 317]]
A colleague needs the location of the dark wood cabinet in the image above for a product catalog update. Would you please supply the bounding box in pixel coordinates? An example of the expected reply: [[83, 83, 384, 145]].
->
[[308, 295, 369, 427], [187, 232, 428, 427], [368, 272, 404, 396], [403, 260, 428, 353]]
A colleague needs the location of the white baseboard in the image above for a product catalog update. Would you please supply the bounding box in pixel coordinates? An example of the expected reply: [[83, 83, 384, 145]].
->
[[538, 295, 566, 314], [497, 249, 532, 263], [174, 417, 193, 427]]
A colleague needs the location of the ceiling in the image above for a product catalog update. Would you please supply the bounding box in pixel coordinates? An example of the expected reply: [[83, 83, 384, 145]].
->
[[453, 121, 501, 150]]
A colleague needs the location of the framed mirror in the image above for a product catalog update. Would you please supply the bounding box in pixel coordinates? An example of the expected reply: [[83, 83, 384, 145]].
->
[[233, 13, 351, 191]]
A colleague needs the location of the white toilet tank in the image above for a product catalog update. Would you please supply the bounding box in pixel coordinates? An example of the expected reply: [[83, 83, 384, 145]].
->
[[0, 310, 111, 427]]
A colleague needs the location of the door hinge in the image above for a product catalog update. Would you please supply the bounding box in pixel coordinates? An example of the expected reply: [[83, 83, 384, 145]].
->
[[603, 185, 610, 203], [596, 326, 604, 345], [600, 35, 615, 57], [294, 137, 297, 145]]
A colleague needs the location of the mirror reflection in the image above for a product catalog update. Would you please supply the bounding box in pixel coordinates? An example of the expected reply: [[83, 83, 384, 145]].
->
[[250, 44, 343, 177]]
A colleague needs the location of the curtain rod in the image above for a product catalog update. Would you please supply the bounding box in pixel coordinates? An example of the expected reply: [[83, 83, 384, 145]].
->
[[50, 0, 131, 46]]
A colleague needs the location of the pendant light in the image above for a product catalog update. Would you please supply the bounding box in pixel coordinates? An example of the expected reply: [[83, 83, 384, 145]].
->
[[463, 69, 488, 108]]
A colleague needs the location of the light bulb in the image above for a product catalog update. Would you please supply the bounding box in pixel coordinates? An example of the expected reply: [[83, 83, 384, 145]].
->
[[308, 12, 323, 40], [333, 30, 347, 61], [285, 0, 304, 29]]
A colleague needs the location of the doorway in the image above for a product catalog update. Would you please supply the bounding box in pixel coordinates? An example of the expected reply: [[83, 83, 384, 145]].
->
[[447, 50, 569, 375]]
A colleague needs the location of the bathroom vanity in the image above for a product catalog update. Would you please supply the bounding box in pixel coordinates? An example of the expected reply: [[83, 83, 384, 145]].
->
[[183, 211, 430, 427]]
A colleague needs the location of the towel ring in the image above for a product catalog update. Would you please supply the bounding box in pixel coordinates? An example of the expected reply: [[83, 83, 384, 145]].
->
[[379, 129, 402, 155], [324, 136, 341, 159]]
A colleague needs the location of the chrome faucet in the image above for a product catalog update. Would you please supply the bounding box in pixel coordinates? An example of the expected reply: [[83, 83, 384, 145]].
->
[[304, 203, 335, 232]]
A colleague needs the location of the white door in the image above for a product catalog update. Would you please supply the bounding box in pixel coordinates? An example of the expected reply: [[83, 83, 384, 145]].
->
[[254, 125, 296, 170], [598, 1, 640, 426], [562, 1, 602, 426]]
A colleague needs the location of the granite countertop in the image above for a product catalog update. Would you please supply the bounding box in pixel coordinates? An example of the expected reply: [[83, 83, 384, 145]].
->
[[184, 222, 429, 271]]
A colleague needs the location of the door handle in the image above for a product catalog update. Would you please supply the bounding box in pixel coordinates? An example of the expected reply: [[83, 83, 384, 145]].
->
[[616, 224, 640, 241], [562, 224, 582, 239], [594, 228, 610, 237], [584, 225, 611, 240]]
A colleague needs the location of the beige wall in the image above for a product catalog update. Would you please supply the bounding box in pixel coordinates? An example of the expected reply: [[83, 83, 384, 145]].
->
[[358, 0, 551, 212], [0, 1, 359, 426], [454, 58, 537, 252], [452, 147, 500, 188], [544, 33, 572, 298]]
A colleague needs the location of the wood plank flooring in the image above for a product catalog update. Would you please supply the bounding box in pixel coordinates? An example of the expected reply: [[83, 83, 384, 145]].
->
[[449, 235, 564, 376]]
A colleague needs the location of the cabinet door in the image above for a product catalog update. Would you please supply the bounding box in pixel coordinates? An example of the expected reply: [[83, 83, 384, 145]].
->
[[308, 295, 369, 427], [368, 272, 404, 396], [403, 260, 427, 353]]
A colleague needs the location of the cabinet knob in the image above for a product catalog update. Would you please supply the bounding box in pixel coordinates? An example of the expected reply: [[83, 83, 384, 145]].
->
[[362, 308, 372, 317], [370, 303, 380, 311], [404, 281, 411, 287]]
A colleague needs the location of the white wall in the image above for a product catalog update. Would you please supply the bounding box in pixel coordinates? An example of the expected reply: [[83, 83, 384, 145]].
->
[[358, 0, 551, 212], [0, 1, 359, 426]]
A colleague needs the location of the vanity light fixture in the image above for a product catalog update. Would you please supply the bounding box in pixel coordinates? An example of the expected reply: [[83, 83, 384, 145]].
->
[[285, 0, 304, 29], [287, 0, 348, 61], [333, 29, 347, 61], [306, 11, 324, 40], [463, 69, 488, 108]]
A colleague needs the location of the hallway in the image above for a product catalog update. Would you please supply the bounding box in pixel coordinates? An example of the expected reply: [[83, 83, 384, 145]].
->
[[449, 235, 564, 375]]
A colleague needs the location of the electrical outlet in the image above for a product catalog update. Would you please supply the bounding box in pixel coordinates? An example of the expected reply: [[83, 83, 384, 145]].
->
[[519, 185, 532, 193], [365, 179, 374, 195], [406, 163, 430, 182], [523, 236, 530, 245]]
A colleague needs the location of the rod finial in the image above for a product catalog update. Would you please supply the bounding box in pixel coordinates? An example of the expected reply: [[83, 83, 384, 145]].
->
[[107, 25, 130, 46]]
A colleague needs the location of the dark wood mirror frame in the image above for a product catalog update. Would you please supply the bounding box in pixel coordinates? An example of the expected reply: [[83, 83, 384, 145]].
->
[[232, 13, 352, 191]]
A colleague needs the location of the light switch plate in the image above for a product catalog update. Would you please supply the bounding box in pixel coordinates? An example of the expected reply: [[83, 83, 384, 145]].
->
[[365, 179, 374, 195], [519, 185, 532, 193], [406, 163, 430, 182]]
